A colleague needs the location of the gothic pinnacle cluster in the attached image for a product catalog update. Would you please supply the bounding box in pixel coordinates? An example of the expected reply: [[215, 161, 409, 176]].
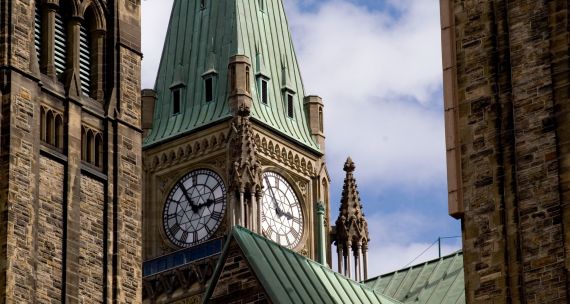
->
[[334, 157, 370, 281]]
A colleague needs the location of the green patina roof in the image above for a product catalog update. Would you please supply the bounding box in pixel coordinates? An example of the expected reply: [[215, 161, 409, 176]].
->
[[364, 251, 465, 304], [204, 226, 402, 304], [144, 0, 319, 151]]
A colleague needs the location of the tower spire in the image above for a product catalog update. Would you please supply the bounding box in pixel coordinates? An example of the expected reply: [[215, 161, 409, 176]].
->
[[334, 157, 370, 281]]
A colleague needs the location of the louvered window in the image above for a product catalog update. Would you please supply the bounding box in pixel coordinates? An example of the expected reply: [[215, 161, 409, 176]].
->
[[54, 12, 67, 77], [34, 2, 41, 64], [79, 24, 91, 96]]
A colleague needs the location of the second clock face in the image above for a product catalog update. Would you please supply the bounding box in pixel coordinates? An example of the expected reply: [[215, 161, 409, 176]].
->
[[261, 171, 304, 249], [163, 169, 226, 247]]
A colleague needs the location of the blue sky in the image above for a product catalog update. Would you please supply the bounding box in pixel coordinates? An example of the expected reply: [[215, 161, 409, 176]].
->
[[141, 0, 462, 277]]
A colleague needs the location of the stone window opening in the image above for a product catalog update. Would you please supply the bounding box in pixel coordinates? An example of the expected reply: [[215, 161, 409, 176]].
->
[[201, 0, 206, 10], [40, 106, 64, 150], [81, 126, 104, 169], [35, 1, 106, 102]]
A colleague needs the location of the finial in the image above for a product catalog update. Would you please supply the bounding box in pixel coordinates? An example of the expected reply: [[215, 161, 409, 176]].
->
[[344, 157, 355, 172]]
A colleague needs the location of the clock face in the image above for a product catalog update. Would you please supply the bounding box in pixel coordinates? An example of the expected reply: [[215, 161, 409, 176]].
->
[[163, 169, 226, 247], [261, 172, 303, 249]]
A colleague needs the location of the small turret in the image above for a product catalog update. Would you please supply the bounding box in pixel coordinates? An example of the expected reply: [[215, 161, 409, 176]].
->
[[228, 55, 253, 116], [333, 157, 370, 281], [304, 96, 325, 151]]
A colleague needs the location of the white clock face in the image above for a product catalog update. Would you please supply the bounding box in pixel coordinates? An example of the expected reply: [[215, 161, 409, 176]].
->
[[163, 169, 226, 247], [261, 172, 303, 249]]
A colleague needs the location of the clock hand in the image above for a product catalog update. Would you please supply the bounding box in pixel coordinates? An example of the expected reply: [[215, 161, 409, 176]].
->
[[179, 183, 199, 212], [264, 175, 283, 217], [282, 211, 294, 220]]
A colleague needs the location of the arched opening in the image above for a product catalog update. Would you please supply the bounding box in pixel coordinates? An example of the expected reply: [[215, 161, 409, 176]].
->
[[81, 126, 87, 161], [86, 129, 94, 163], [46, 110, 54, 145], [94, 133, 103, 167], [55, 114, 63, 149], [82, 5, 106, 101], [40, 107, 46, 142]]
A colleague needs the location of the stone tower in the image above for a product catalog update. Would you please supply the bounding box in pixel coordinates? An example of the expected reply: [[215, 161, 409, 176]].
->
[[0, 0, 142, 302], [141, 0, 330, 301], [333, 157, 370, 281], [441, 0, 570, 302]]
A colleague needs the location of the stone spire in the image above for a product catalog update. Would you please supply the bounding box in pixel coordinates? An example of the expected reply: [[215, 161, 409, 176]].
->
[[334, 157, 370, 281]]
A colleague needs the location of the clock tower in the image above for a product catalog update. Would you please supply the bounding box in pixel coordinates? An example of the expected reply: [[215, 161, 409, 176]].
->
[[141, 0, 330, 300]]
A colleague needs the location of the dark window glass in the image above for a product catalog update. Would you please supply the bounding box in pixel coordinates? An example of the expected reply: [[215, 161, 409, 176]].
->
[[261, 79, 268, 104], [173, 89, 181, 114], [205, 78, 213, 102], [287, 94, 294, 118]]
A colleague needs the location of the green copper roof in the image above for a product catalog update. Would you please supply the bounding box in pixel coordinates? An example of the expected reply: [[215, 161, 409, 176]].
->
[[204, 226, 402, 304], [144, 0, 319, 151], [364, 251, 465, 304]]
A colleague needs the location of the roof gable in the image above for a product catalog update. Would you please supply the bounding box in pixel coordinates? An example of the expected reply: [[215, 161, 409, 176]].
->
[[204, 226, 402, 304]]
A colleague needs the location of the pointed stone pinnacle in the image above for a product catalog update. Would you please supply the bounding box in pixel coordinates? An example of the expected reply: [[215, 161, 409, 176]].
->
[[344, 157, 355, 172]]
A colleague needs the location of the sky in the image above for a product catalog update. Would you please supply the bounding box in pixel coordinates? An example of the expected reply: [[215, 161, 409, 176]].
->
[[141, 0, 462, 277]]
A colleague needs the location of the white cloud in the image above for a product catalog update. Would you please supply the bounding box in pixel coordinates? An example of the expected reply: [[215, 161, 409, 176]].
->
[[285, 0, 446, 190], [141, 0, 174, 89]]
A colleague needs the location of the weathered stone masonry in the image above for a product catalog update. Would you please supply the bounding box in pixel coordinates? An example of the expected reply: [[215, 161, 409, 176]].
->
[[441, 0, 570, 303]]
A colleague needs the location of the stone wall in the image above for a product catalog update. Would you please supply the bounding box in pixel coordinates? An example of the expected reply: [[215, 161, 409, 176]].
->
[[209, 244, 268, 304], [80, 176, 105, 303], [37, 157, 64, 303], [441, 0, 570, 303]]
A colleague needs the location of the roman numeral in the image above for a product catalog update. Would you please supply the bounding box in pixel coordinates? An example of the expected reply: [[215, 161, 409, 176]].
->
[[291, 228, 300, 239], [170, 223, 181, 236], [192, 231, 198, 242], [181, 231, 189, 242], [211, 211, 223, 221]]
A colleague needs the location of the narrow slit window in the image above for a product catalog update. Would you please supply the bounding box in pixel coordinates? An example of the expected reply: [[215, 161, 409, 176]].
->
[[79, 23, 91, 96], [245, 67, 251, 93], [54, 11, 67, 78], [205, 78, 213, 102], [319, 107, 323, 132], [261, 79, 268, 104], [201, 0, 206, 9], [287, 94, 294, 118], [172, 89, 181, 114]]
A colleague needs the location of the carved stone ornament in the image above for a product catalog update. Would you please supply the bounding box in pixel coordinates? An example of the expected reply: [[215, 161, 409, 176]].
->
[[227, 115, 262, 194]]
